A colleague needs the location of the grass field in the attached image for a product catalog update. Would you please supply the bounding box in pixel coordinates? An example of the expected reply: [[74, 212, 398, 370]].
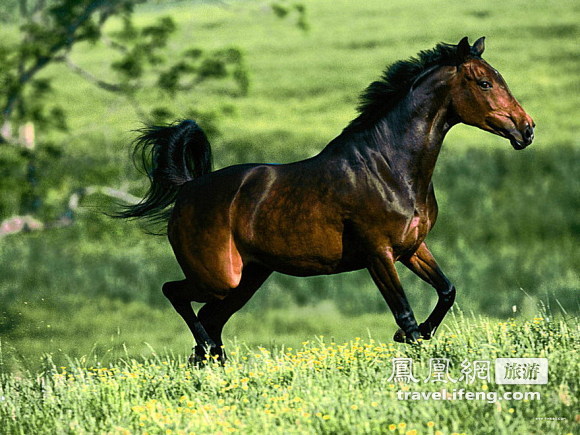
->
[[0, 0, 579, 431], [1, 315, 577, 434]]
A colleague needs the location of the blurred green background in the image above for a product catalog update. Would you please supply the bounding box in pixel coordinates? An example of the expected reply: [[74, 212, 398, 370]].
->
[[0, 0, 578, 372]]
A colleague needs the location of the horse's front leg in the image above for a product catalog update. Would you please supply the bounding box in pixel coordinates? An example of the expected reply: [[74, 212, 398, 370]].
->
[[368, 248, 421, 343], [401, 242, 456, 339]]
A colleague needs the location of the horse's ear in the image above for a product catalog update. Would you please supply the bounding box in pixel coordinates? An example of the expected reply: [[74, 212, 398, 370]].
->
[[457, 36, 471, 63], [471, 36, 485, 57]]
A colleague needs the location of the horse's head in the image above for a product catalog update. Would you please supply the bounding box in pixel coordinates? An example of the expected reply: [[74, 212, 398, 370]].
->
[[449, 37, 535, 150]]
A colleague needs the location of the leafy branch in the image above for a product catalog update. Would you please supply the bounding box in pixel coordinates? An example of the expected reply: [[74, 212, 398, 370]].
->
[[0, 0, 308, 223]]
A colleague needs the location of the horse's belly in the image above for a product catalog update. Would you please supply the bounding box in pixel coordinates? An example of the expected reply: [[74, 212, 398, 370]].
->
[[243, 228, 346, 276], [234, 178, 348, 274]]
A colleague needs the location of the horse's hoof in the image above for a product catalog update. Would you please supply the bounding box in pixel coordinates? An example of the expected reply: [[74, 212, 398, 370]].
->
[[188, 352, 204, 366], [393, 329, 422, 344], [394, 328, 406, 343], [188, 345, 226, 366]]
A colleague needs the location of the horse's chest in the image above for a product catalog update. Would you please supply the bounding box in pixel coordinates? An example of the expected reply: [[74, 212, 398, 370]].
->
[[397, 211, 432, 252]]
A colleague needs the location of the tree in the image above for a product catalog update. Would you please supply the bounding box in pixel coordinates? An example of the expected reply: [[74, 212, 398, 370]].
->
[[0, 0, 248, 228], [0, 0, 307, 235], [0, 0, 250, 144]]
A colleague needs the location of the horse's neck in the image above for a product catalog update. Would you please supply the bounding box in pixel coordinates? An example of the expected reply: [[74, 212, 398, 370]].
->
[[343, 77, 455, 200], [387, 93, 452, 185]]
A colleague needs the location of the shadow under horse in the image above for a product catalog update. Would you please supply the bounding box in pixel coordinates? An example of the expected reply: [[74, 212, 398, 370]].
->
[[117, 37, 535, 363]]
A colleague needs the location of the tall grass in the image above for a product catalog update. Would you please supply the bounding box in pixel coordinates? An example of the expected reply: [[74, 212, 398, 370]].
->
[[1, 315, 577, 434]]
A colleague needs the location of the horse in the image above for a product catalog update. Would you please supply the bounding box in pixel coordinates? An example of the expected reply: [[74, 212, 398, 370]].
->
[[117, 37, 534, 362]]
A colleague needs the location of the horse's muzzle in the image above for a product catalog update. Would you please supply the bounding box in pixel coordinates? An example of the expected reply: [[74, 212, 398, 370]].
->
[[510, 123, 534, 150]]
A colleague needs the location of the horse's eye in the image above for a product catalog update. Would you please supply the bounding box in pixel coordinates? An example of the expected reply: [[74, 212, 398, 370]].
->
[[478, 80, 492, 89]]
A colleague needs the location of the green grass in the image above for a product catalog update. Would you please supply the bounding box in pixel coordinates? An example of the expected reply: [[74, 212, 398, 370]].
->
[[1, 315, 577, 434]]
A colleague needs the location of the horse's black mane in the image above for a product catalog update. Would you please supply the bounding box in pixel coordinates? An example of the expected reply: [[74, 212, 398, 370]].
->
[[345, 41, 464, 131]]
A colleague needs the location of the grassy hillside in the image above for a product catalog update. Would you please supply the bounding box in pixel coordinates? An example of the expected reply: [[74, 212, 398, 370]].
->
[[0, 0, 579, 372]]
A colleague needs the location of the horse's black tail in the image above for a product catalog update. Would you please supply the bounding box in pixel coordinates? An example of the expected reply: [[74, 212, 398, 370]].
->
[[114, 120, 212, 226]]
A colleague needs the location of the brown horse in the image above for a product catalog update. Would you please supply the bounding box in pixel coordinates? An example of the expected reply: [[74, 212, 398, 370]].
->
[[117, 37, 534, 362]]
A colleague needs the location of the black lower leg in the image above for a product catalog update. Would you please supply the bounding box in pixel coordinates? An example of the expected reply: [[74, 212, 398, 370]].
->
[[402, 243, 456, 340], [198, 265, 271, 353], [419, 285, 456, 338], [162, 280, 217, 358], [368, 253, 421, 344], [394, 310, 421, 343]]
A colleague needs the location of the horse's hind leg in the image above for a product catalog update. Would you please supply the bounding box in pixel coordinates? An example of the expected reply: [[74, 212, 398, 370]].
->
[[198, 264, 272, 359], [368, 248, 421, 343], [401, 242, 456, 339], [162, 280, 218, 363]]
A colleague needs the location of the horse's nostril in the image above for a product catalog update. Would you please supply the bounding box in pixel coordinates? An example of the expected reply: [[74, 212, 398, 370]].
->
[[522, 125, 534, 145]]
